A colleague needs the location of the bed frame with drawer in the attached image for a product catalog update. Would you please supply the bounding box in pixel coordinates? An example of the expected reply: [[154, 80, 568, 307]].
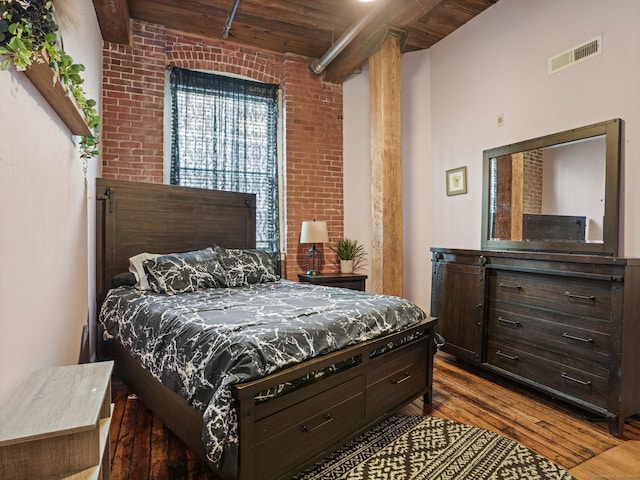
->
[[96, 178, 437, 479]]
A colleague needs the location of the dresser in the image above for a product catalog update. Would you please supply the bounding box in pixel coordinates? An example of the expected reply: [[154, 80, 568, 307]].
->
[[431, 248, 640, 437]]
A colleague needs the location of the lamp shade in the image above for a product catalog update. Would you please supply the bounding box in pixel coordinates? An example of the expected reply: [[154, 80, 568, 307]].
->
[[300, 220, 329, 244]]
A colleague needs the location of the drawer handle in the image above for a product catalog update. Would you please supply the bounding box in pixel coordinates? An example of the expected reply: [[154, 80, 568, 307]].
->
[[301, 414, 334, 433], [496, 350, 519, 361], [391, 373, 412, 385], [498, 316, 521, 327], [499, 283, 522, 290], [561, 372, 592, 387], [562, 332, 594, 344], [564, 291, 596, 303]]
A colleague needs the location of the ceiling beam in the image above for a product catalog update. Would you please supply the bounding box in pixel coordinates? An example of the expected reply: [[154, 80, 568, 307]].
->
[[321, 0, 447, 84], [125, 0, 354, 59], [93, 0, 131, 44], [91, 0, 497, 80]]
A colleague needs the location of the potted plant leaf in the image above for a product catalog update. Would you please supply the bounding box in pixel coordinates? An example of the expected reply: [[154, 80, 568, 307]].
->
[[331, 238, 366, 273]]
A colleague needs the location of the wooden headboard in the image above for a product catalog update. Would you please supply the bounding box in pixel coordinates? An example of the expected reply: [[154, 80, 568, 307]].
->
[[95, 178, 256, 308], [522, 213, 587, 242]]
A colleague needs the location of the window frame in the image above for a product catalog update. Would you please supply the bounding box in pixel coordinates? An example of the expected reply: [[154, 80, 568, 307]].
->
[[163, 68, 286, 253]]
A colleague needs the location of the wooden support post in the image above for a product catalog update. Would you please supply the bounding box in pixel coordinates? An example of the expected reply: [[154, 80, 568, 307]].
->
[[511, 152, 524, 241], [369, 32, 403, 297]]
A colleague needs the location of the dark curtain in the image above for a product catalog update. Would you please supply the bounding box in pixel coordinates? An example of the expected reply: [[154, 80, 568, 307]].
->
[[169, 67, 280, 251]]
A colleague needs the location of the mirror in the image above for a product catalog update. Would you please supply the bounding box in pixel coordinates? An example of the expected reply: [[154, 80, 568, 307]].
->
[[481, 119, 622, 255]]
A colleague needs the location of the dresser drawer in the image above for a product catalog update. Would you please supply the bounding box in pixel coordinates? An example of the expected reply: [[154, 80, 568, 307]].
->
[[298, 273, 367, 291], [487, 332, 609, 379], [254, 375, 364, 478], [486, 339, 609, 409], [488, 304, 611, 368], [490, 270, 617, 320], [366, 342, 428, 418], [328, 279, 366, 291]]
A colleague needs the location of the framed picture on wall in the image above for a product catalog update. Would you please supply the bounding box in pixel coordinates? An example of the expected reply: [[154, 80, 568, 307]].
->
[[446, 166, 467, 196]]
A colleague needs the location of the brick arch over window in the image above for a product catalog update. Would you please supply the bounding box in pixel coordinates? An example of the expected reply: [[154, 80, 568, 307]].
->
[[166, 33, 283, 85], [101, 20, 344, 280]]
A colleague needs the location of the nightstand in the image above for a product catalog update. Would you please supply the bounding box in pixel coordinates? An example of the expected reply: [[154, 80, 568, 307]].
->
[[298, 272, 367, 291]]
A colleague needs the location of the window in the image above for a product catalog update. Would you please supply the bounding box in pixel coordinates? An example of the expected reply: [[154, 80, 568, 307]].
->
[[169, 67, 280, 251]]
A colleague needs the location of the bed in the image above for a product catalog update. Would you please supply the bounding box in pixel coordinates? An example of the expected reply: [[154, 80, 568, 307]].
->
[[95, 178, 438, 480]]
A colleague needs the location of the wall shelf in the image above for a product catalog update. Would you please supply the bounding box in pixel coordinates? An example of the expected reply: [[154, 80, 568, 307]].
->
[[23, 55, 92, 137]]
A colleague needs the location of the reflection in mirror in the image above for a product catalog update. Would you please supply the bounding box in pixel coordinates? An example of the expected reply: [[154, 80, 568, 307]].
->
[[481, 119, 621, 255], [489, 135, 606, 242]]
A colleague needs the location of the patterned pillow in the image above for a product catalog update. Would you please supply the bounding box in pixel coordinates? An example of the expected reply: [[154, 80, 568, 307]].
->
[[143, 247, 228, 294], [214, 246, 280, 287]]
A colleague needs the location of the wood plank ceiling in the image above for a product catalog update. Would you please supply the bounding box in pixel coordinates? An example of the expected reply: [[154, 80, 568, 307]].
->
[[92, 0, 499, 84]]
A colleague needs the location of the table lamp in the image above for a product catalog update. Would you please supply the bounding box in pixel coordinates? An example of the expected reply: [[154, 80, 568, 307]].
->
[[300, 220, 329, 275]]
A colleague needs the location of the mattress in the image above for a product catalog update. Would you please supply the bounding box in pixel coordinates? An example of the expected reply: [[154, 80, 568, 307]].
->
[[99, 279, 426, 466]]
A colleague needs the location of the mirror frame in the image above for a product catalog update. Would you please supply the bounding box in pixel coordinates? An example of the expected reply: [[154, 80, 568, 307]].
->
[[481, 118, 622, 255]]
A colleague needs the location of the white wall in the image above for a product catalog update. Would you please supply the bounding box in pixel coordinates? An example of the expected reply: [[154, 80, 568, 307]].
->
[[401, 50, 433, 309], [343, 67, 372, 278], [343, 52, 433, 309], [343, 0, 640, 313], [541, 139, 606, 241], [0, 0, 102, 405]]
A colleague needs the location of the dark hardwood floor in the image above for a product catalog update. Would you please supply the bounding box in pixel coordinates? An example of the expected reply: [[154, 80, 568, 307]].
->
[[108, 352, 640, 479]]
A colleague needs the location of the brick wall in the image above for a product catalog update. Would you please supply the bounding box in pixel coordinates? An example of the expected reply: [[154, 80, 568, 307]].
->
[[282, 55, 344, 277], [523, 149, 543, 214], [101, 20, 344, 279]]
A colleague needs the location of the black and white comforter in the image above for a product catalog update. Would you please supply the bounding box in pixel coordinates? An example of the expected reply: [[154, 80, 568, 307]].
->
[[99, 279, 426, 468]]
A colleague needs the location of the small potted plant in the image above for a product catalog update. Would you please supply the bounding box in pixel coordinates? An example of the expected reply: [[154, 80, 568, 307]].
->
[[331, 238, 366, 273]]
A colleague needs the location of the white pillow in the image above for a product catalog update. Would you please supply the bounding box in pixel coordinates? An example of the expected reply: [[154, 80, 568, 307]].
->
[[128, 252, 160, 290]]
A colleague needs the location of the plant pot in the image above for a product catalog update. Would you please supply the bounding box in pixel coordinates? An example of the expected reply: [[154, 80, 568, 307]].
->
[[340, 259, 353, 274]]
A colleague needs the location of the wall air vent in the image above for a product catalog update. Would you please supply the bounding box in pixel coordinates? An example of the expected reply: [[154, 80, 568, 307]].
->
[[548, 35, 602, 74]]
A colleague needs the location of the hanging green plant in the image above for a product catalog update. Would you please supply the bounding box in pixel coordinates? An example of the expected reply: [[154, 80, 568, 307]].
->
[[0, 0, 100, 159]]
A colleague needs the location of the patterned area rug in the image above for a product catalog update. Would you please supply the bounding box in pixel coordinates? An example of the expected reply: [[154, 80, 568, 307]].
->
[[294, 416, 574, 480]]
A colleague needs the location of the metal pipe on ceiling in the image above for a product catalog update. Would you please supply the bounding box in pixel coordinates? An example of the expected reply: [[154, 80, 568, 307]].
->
[[308, 0, 391, 75], [222, 0, 241, 39]]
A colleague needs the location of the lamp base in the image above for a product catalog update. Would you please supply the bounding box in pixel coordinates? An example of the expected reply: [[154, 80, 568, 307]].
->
[[305, 244, 322, 276]]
